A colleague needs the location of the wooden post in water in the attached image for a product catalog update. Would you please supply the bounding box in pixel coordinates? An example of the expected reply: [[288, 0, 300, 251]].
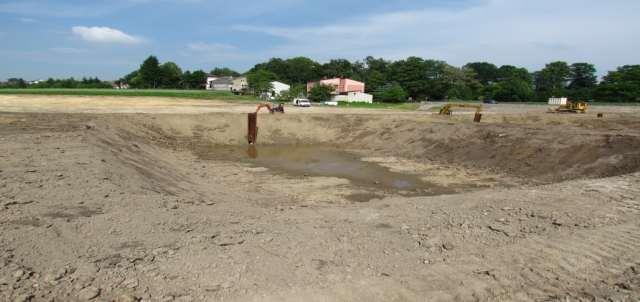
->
[[474, 112, 482, 123], [247, 113, 258, 144]]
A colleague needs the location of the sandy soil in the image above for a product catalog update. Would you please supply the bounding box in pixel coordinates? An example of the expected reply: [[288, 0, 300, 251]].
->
[[1, 95, 640, 302]]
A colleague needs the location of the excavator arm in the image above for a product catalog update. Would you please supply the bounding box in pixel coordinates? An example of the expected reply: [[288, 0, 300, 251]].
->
[[255, 103, 285, 114], [439, 103, 483, 115], [255, 103, 273, 114]]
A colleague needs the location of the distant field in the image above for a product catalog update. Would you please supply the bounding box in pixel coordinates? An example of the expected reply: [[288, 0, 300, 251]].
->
[[2, 89, 635, 109], [0, 88, 257, 101]]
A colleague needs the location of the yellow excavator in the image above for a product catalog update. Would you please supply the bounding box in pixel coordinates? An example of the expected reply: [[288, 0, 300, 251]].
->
[[439, 103, 484, 122], [439, 103, 483, 115]]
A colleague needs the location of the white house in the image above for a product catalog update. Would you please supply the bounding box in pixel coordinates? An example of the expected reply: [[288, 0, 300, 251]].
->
[[231, 77, 248, 94], [270, 81, 290, 98], [206, 76, 234, 91], [333, 92, 374, 104]]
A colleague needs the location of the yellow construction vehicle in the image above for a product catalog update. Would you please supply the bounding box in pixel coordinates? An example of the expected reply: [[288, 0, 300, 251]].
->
[[439, 103, 484, 122], [547, 98, 588, 113], [438, 103, 483, 115]]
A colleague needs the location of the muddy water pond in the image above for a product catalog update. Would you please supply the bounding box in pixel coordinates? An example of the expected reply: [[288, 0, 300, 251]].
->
[[198, 145, 454, 201]]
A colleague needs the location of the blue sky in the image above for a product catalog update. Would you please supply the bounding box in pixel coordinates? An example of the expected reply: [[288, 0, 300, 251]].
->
[[1, 0, 639, 80]]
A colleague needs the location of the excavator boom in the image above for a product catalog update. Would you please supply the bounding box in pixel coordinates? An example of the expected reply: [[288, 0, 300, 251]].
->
[[255, 103, 285, 114], [439, 103, 483, 115]]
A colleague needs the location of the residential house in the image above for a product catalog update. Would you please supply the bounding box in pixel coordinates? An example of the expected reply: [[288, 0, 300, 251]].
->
[[307, 78, 365, 95], [112, 82, 130, 89], [206, 76, 234, 91], [307, 78, 372, 103], [231, 77, 248, 94], [270, 81, 290, 98], [333, 92, 373, 104]]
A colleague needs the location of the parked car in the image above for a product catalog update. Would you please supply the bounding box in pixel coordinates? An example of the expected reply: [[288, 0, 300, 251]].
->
[[323, 100, 338, 106], [292, 98, 311, 107], [483, 99, 498, 104]]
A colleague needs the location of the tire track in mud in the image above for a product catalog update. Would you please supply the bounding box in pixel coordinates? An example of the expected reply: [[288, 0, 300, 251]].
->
[[407, 222, 640, 301], [471, 223, 640, 300]]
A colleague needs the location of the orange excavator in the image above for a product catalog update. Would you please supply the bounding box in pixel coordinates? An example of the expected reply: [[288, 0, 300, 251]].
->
[[248, 103, 284, 145], [255, 103, 285, 114]]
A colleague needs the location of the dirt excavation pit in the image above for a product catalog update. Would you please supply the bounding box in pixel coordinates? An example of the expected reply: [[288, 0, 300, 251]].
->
[[197, 145, 457, 202], [2, 106, 640, 302]]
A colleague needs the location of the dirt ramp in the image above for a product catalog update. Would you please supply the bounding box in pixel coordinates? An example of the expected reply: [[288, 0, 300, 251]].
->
[[409, 125, 640, 182], [96, 112, 640, 183]]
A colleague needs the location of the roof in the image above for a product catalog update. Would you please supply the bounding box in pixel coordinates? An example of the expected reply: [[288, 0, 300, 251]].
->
[[308, 78, 364, 85], [208, 76, 234, 85], [271, 81, 290, 86]]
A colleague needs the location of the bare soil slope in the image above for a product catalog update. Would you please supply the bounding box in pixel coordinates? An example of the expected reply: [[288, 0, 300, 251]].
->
[[1, 96, 640, 302]]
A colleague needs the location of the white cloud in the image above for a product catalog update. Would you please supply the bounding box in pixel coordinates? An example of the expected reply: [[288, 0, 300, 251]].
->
[[234, 0, 640, 74], [50, 47, 88, 54], [71, 26, 142, 44]]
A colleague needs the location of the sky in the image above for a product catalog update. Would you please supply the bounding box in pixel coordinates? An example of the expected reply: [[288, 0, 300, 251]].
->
[[1, 0, 639, 80]]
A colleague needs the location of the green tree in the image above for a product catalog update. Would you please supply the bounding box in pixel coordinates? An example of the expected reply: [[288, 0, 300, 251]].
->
[[180, 70, 207, 90], [443, 65, 481, 100], [534, 61, 571, 100], [139, 56, 161, 88], [388, 57, 453, 100], [250, 57, 321, 86], [1, 78, 27, 88], [492, 79, 534, 102], [595, 65, 640, 102], [373, 83, 407, 103], [464, 62, 499, 85], [422, 60, 453, 100], [191, 70, 207, 90], [490, 65, 534, 101], [284, 57, 322, 85], [308, 84, 334, 102], [498, 65, 532, 82], [568, 63, 597, 100], [362, 56, 389, 93], [119, 70, 140, 88], [321, 59, 356, 78], [365, 70, 386, 94], [180, 71, 192, 89], [210, 67, 240, 77], [247, 69, 277, 95], [388, 57, 428, 99], [159, 62, 183, 89]]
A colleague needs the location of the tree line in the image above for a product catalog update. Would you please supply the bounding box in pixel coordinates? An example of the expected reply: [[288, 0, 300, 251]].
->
[[246, 57, 640, 103], [0, 77, 112, 89], [3, 54, 639, 102]]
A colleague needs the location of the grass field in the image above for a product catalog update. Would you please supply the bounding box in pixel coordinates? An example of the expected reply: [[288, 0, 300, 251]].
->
[[0, 88, 257, 101], [337, 101, 420, 110]]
